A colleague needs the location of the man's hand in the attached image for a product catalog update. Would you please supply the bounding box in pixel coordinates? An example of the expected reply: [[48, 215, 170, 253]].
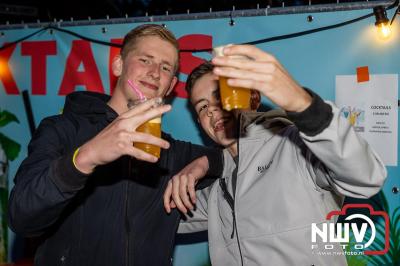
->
[[212, 44, 312, 112], [74, 98, 171, 174], [163, 156, 209, 214]]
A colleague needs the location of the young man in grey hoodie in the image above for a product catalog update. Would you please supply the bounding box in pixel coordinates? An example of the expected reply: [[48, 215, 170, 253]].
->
[[163, 45, 387, 266]]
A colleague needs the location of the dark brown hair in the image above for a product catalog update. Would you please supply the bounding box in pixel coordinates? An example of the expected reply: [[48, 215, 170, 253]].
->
[[185, 61, 214, 100]]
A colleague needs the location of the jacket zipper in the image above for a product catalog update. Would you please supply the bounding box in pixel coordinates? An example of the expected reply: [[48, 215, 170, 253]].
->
[[219, 179, 236, 238], [219, 178, 244, 266], [168, 216, 181, 265], [220, 116, 244, 266], [125, 158, 132, 266], [235, 130, 244, 266]]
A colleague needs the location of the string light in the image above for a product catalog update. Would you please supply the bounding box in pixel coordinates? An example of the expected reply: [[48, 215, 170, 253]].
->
[[373, 6, 391, 40], [1, 3, 399, 51]]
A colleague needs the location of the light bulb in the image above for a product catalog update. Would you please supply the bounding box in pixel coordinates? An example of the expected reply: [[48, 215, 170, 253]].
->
[[374, 6, 391, 40], [377, 22, 392, 39]]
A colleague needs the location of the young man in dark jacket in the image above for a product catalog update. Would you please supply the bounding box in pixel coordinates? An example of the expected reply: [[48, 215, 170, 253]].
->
[[8, 24, 222, 266]]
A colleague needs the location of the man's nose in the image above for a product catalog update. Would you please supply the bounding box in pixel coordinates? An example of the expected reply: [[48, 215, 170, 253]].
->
[[148, 63, 160, 80], [207, 104, 221, 117]]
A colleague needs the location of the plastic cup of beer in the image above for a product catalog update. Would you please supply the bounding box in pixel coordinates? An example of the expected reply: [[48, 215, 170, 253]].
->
[[128, 98, 162, 158], [213, 45, 251, 111]]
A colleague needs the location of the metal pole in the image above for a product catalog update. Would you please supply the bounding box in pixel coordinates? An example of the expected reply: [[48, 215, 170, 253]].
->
[[0, 0, 395, 30]]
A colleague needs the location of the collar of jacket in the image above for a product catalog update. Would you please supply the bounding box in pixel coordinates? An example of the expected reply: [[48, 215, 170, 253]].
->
[[63, 91, 118, 123], [239, 110, 294, 140]]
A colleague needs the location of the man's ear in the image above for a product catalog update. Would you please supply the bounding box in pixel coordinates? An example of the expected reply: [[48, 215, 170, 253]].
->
[[250, 90, 261, 111], [165, 76, 178, 96], [111, 55, 123, 77]]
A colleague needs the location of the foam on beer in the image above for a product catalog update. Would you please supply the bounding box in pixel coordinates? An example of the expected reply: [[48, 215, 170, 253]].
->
[[148, 117, 161, 123]]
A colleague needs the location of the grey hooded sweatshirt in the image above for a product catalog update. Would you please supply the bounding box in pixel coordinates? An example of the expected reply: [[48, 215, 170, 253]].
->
[[178, 95, 387, 266]]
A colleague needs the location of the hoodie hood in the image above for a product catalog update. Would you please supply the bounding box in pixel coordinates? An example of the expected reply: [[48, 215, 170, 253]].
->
[[63, 91, 118, 122], [240, 110, 294, 140], [241, 109, 293, 129]]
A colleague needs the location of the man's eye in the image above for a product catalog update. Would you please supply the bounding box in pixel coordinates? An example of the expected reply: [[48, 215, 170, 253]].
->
[[212, 89, 221, 102], [139, 58, 150, 64], [161, 65, 172, 73], [198, 104, 208, 114]]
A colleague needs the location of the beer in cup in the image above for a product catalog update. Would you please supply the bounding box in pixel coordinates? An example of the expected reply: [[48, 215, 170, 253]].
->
[[213, 45, 251, 111], [128, 98, 162, 158]]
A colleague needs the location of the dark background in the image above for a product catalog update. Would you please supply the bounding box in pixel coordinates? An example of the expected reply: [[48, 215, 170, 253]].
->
[[0, 0, 381, 24]]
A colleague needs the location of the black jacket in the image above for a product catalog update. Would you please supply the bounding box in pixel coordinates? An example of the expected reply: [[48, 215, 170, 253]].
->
[[8, 91, 222, 266]]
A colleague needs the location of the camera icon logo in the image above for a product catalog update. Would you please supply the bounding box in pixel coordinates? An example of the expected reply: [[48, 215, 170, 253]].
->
[[311, 204, 389, 255]]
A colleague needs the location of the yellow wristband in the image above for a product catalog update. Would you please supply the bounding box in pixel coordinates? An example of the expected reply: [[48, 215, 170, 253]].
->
[[72, 148, 80, 169]]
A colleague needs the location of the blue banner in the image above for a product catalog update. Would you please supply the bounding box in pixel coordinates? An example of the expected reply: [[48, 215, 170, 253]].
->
[[1, 7, 399, 265]]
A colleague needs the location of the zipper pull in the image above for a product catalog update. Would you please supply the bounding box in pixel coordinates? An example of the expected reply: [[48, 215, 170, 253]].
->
[[231, 211, 236, 239]]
